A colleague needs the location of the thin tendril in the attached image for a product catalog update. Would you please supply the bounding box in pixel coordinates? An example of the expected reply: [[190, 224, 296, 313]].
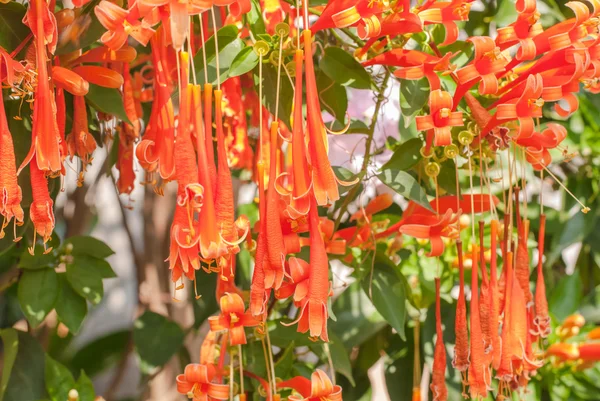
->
[[211, 7, 221, 89], [188, 17, 197, 85], [467, 151, 476, 244], [199, 14, 209, 84], [540, 169, 544, 215], [238, 344, 245, 395], [274, 34, 284, 120]]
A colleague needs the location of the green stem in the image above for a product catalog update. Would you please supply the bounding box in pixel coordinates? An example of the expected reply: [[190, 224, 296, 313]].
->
[[333, 70, 391, 231]]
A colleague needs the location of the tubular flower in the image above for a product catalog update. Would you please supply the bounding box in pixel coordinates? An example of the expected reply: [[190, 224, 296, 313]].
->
[[208, 292, 260, 345], [136, 31, 176, 181], [221, 77, 253, 170], [546, 343, 580, 361], [363, 49, 456, 91], [416, 0, 473, 45], [468, 247, 489, 399], [275, 256, 310, 304], [517, 123, 567, 170], [430, 278, 447, 401], [456, 36, 509, 96], [532, 213, 549, 339], [453, 242, 469, 390], [304, 30, 357, 206], [279, 370, 342, 401], [115, 126, 136, 195], [579, 343, 600, 362], [491, 74, 544, 140], [285, 197, 332, 342], [20, 0, 63, 175], [416, 90, 463, 148], [0, 72, 24, 236], [399, 209, 460, 257], [29, 158, 55, 253], [52, 66, 89, 96], [67, 95, 97, 185], [94, 0, 155, 50], [489, 220, 502, 370], [176, 363, 229, 401], [168, 204, 201, 283]]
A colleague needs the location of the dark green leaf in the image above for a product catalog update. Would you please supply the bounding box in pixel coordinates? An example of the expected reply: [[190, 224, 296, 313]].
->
[[63, 236, 115, 259], [45, 357, 75, 401], [329, 119, 369, 134], [133, 311, 185, 372], [75, 255, 116, 279], [438, 160, 458, 195], [377, 169, 432, 211], [74, 372, 95, 401], [0, 2, 29, 54], [399, 79, 429, 128], [316, 72, 348, 123], [315, 332, 355, 386], [192, 270, 219, 328], [85, 85, 131, 124], [362, 255, 408, 340], [259, 63, 293, 128], [229, 46, 259, 77], [18, 269, 59, 328], [0, 329, 47, 401], [320, 47, 371, 89], [381, 138, 423, 171], [65, 260, 103, 305], [549, 272, 583, 321], [69, 331, 129, 377], [18, 249, 57, 270], [55, 274, 87, 334], [269, 320, 313, 348]]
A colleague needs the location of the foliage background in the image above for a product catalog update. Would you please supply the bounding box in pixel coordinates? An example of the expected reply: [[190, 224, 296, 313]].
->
[[1, 0, 600, 400]]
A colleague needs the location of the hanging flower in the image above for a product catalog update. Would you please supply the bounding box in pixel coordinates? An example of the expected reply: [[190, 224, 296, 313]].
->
[[176, 363, 229, 401], [208, 292, 260, 345], [416, 90, 463, 147]]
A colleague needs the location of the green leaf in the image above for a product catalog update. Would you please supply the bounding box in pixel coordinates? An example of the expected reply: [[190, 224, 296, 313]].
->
[[55, 0, 105, 55], [0, 329, 47, 401], [245, 0, 266, 36], [69, 331, 129, 377], [85, 85, 131, 124], [45, 357, 75, 401], [193, 25, 245, 85], [317, 72, 348, 123], [18, 269, 59, 328], [74, 372, 95, 401], [65, 260, 104, 305], [320, 47, 371, 89], [399, 78, 429, 128], [332, 166, 363, 196], [437, 160, 458, 195], [63, 236, 115, 259], [377, 169, 432, 211], [259, 63, 293, 128], [133, 311, 185, 373], [549, 272, 583, 321], [192, 270, 219, 328], [317, 333, 355, 386], [0, 2, 29, 54], [229, 46, 259, 77], [362, 255, 408, 340], [75, 255, 116, 279], [55, 274, 87, 334], [18, 249, 57, 270], [381, 138, 423, 171]]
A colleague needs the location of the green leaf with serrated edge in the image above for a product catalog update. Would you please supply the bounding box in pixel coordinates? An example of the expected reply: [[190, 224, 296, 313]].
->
[[320, 47, 371, 89], [133, 311, 185, 372], [0, 2, 29, 54], [74, 372, 95, 401], [62, 235, 115, 259], [399, 78, 429, 128], [361, 255, 408, 340], [229, 46, 259, 77], [381, 138, 423, 171], [65, 260, 103, 305], [18, 249, 57, 270], [0, 329, 47, 401], [45, 356, 75, 401], [18, 269, 59, 328], [55, 274, 87, 334], [377, 169, 432, 211], [85, 85, 131, 124]]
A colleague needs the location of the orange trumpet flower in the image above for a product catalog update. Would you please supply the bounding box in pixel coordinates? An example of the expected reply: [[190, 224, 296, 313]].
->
[[431, 278, 448, 401], [416, 90, 463, 147], [468, 247, 488, 399], [452, 242, 469, 393], [67, 95, 97, 183], [279, 370, 342, 401], [94, 0, 155, 50], [533, 214, 550, 338], [208, 292, 260, 345], [176, 363, 229, 401], [29, 158, 55, 254]]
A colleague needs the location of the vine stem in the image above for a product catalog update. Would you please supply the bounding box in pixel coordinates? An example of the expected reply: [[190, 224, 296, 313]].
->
[[333, 70, 391, 231]]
